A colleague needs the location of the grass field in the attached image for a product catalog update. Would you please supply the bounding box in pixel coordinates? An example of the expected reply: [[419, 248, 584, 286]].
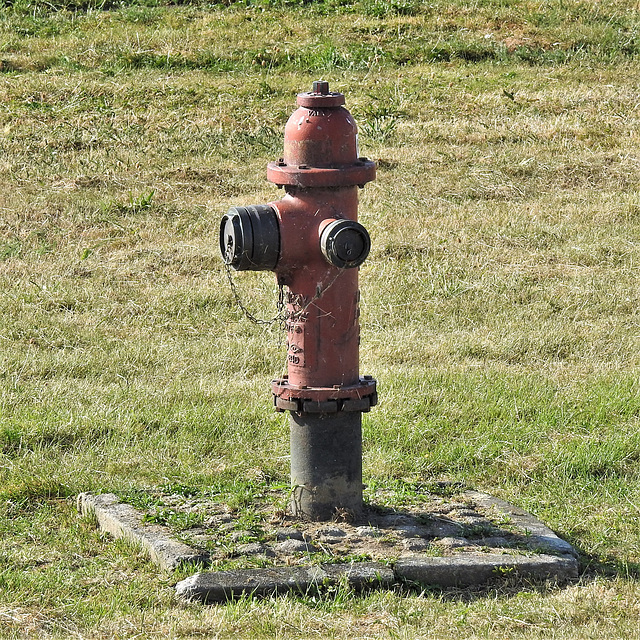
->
[[1, 0, 640, 637]]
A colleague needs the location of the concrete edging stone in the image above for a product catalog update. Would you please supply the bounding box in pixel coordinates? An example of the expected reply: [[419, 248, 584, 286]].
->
[[78, 492, 209, 570], [176, 562, 396, 603]]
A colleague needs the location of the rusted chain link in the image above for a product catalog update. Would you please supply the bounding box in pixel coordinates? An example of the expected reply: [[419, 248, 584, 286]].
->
[[224, 261, 345, 327], [223, 262, 286, 327]]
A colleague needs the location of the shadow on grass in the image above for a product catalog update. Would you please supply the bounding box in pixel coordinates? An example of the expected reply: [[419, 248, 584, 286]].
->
[[552, 527, 640, 581], [395, 579, 569, 604], [576, 550, 640, 582]]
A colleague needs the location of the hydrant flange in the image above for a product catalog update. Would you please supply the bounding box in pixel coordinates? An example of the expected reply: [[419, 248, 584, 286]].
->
[[271, 376, 378, 414], [266, 159, 376, 189]]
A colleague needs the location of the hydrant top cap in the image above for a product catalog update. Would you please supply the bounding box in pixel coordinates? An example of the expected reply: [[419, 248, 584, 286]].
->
[[297, 81, 345, 108]]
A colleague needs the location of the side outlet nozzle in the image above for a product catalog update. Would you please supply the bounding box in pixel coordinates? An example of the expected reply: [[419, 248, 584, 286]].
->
[[220, 205, 280, 271], [320, 219, 371, 269]]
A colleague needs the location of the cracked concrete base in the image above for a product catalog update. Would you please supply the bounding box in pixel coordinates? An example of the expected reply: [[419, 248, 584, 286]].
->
[[77, 489, 579, 602], [176, 552, 577, 603]]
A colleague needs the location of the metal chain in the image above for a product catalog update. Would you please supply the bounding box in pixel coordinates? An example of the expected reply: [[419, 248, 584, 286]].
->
[[224, 259, 346, 328], [224, 261, 286, 327]]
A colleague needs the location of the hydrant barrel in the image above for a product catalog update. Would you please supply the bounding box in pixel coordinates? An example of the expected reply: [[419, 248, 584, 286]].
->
[[290, 412, 363, 521]]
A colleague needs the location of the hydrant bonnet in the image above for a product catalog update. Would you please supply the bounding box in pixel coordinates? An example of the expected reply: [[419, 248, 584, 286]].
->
[[266, 83, 375, 190]]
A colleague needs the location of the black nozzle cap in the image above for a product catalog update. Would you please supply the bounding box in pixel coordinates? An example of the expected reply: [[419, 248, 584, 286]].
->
[[320, 219, 371, 269], [220, 205, 280, 271]]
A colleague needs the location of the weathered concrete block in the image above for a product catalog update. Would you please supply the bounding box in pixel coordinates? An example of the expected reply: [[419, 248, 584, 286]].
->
[[176, 567, 314, 603], [176, 562, 395, 603], [78, 493, 209, 570], [465, 491, 579, 558], [436, 537, 472, 549], [525, 535, 577, 557], [275, 528, 305, 542], [235, 542, 276, 557], [393, 524, 429, 538], [312, 562, 396, 591], [394, 552, 579, 588], [274, 539, 317, 554], [403, 538, 431, 552]]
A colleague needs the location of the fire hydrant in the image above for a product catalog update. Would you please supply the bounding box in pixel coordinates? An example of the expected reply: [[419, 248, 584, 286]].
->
[[220, 81, 377, 520]]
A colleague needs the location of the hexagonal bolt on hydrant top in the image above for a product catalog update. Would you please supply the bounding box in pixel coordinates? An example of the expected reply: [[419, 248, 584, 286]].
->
[[220, 81, 377, 520]]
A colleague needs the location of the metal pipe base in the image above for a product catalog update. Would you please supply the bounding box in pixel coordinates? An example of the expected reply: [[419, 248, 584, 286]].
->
[[289, 411, 363, 521]]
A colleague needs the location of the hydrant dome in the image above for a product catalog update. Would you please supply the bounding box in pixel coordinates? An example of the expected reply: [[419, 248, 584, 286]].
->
[[267, 80, 375, 189], [283, 106, 358, 169]]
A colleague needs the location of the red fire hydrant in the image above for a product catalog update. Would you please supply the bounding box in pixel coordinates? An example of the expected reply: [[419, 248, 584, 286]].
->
[[220, 81, 377, 520]]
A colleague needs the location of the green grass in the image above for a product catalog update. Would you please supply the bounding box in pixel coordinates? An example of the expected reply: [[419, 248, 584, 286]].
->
[[1, 0, 640, 637]]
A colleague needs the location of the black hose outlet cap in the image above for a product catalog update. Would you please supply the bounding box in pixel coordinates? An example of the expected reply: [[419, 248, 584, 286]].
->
[[320, 219, 371, 269], [220, 205, 280, 271]]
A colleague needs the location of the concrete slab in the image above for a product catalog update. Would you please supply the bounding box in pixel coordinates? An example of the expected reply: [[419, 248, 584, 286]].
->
[[176, 562, 396, 603], [394, 552, 578, 589], [311, 561, 396, 591], [176, 567, 314, 603], [79, 487, 580, 601], [465, 490, 578, 558], [77, 493, 209, 570]]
